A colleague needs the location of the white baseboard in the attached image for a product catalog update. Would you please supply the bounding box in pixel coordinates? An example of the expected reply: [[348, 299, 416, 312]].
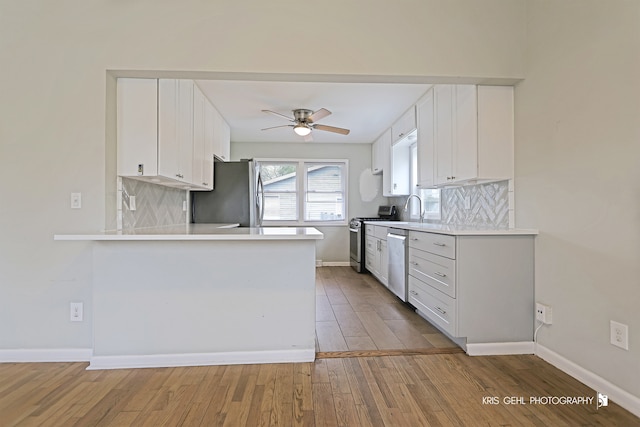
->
[[317, 261, 350, 267], [466, 342, 535, 356], [536, 344, 640, 418], [0, 348, 92, 363], [87, 348, 316, 370]]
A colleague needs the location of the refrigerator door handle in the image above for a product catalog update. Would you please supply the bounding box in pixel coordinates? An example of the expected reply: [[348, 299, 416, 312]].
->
[[257, 173, 264, 226]]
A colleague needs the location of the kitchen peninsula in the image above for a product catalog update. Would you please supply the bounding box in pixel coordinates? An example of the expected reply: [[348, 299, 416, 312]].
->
[[55, 225, 323, 370]]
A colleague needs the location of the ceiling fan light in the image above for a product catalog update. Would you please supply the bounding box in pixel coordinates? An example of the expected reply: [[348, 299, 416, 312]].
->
[[293, 124, 311, 136]]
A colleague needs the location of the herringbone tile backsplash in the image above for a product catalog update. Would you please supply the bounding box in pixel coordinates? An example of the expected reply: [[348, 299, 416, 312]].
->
[[118, 178, 187, 229], [440, 180, 510, 228], [391, 180, 512, 228]]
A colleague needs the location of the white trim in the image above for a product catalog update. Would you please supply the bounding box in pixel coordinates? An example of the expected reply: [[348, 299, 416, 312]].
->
[[318, 261, 350, 267], [536, 344, 640, 418], [466, 342, 535, 356], [0, 348, 92, 363], [87, 349, 315, 370]]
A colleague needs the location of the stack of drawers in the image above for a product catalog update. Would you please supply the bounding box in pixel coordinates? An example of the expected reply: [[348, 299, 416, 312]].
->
[[364, 224, 388, 286], [408, 231, 458, 336]]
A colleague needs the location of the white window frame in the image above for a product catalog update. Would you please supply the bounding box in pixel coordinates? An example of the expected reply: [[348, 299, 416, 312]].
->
[[409, 143, 441, 221], [259, 161, 299, 222], [257, 158, 349, 226]]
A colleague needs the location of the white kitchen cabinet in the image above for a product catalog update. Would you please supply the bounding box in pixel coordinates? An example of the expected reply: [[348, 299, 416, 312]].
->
[[391, 106, 417, 144], [117, 78, 159, 177], [416, 88, 435, 188], [192, 86, 214, 190], [407, 230, 534, 346], [212, 107, 231, 162], [117, 78, 214, 190], [433, 85, 514, 187], [434, 85, 455, 186], [365, 224, 388, 286], [158, 79, 194, 185], [371, 128, 390, 175]]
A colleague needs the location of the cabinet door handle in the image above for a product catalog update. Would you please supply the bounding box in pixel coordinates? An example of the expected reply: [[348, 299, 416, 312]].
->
[[435, 306, 447, 315], [203, 182, 208, 186], [410, 261, 419, 266], [410, 290, 418, 296], [411, 237, 419, 241], [433, 271, 447, 278], [433, 242, 446, 247]]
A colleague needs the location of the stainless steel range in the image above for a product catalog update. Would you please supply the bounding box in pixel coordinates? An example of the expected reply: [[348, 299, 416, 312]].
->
[[349, 205, 399, 273]]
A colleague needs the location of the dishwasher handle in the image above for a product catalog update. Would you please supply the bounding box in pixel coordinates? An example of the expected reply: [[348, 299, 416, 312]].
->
[[386, 233, 407, 242]]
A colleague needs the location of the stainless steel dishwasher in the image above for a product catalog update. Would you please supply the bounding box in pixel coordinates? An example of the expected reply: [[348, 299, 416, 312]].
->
[[387, 228, 408, 302]]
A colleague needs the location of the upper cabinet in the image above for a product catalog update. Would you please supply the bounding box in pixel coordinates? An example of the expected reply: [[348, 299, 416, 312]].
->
[[372, 128, 390, 175], [430, 85, 514, 187], [158, 79, 194, 185], [192, 87, 214, 190], [212, 107, 231, 162], [391, 106, 417, 144], [416, 89, 435, 189], [117, 78, 231, 191]]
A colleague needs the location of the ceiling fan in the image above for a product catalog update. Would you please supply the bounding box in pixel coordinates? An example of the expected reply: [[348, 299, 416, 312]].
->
[[261, 108, 351, 140]]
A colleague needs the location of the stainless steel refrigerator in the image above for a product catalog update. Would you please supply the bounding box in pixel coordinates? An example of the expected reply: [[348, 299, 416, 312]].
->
[[191, 160, 264, 227]]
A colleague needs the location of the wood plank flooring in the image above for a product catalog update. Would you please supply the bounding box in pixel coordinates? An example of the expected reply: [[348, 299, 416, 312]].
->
[[2, 355, 638, 426], [1, 267, 638, 425], [315, 266, 459, 355]]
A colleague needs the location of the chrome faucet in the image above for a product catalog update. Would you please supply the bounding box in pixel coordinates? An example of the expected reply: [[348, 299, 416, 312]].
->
[[403, 194, 424, 223]]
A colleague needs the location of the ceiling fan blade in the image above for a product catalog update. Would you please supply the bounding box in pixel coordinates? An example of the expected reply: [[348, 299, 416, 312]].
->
[[261, 125, 294, 131], [313, 124, 350, 135], [262, 110, 294, 121], [307, 108, 331, 123]]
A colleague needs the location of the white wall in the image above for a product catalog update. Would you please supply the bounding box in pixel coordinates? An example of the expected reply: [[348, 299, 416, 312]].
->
[[2, 0, 638, 410], [232, 142, 386, 263], [0, 0, 525, 351], [516, 0, 640, 397]]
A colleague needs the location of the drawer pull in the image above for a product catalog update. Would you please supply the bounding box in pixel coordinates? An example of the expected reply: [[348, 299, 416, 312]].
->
[[410, 261, 419, 266], [410, 290, 419, 296], [433, 242, 446, 247], [433, 271, 447, 278], [435, 306, 447, 315]]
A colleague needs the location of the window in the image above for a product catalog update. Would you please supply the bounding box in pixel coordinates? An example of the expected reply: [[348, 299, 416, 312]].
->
[[409, 143, 441, 220], [260, 162, 298, 221], [258, 159, 348, 225]]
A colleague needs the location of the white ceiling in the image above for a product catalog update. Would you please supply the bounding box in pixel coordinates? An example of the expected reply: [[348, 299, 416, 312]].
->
[[195, 79, 432, 144]]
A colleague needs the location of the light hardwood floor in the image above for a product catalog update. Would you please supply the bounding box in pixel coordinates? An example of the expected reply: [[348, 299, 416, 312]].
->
[[315, 266, 459, 355], [2, 355, 638, 426], [1, 267, 638, 426]]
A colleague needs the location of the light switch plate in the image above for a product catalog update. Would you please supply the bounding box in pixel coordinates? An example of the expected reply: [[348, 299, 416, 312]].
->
[[70, 302, 83, 322], [70, 193, 82, 209]]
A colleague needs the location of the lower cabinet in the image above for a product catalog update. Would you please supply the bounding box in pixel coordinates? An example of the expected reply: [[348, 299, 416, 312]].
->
[[408, 230, 534, 344], [365, 225, 388, 286]]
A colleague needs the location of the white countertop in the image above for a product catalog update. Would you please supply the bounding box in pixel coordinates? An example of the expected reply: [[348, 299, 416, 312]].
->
[[363, 221, 538, 236], [54, 224, 324, 241]]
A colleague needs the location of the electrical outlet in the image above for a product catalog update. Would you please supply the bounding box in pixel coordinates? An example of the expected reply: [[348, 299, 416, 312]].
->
[[536, 303, 552, 324], [129, 195, 136, 211], [70, 302, 83, 322], [610, 320, 629, 350]]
